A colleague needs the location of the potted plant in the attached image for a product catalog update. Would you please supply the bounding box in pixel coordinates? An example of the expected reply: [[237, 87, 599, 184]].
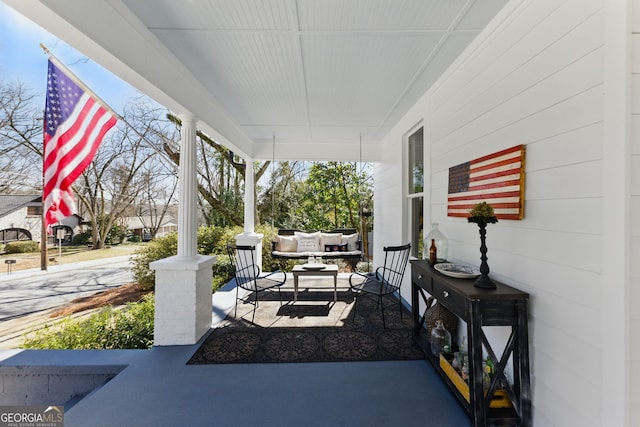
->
[[468, 202, 497, 289]]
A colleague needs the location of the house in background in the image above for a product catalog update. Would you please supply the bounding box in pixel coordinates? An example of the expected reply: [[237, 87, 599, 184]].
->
[[3, 0, 638, 425], [47, 214, 84, 246], [124, 216, 177, 241], [0, 195, 42, 245], [0, 195, 83, 247]]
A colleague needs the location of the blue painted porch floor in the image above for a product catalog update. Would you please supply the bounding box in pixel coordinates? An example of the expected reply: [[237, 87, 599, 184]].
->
[[2, 275, 470, 426]]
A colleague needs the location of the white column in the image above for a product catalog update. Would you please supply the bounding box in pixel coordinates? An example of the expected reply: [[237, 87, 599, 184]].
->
[[151, 112, 214, 346], [244, 159, 255, 233], [177, 113, 197, 258], [235, 157, 263, 270], [151, 255, 215, 346]]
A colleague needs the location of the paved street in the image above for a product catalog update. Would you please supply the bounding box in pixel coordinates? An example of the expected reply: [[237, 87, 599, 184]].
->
[[0, 256, 133, 322]]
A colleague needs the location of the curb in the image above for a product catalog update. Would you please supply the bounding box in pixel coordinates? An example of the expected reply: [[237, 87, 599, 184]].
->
[[0, 255, 132, 283]]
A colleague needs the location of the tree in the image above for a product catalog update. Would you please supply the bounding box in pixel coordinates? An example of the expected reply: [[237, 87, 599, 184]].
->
[[256, 160, 372, 233], [164, 114, 271, 227], [133, 163, 178, 240], [76, 101, 163, 248], [0, 81, 43, 193], [298, 162, 371, 231], [257, 161, 306, 228]]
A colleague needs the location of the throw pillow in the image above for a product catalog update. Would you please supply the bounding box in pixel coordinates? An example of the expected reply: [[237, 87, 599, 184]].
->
[[320, 232, 342, 248], [325, 243, 348, 252], [295, 231, 320, 252], [342, 233, 359, 251], [277, 235, 298, 252]]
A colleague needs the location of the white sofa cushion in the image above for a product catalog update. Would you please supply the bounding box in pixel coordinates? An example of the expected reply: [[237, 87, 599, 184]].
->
[[342, 233, 359, 251], [272, 250, 362, 258], [320, 232, 342, 248], [294, 231, 321, 252], [276, 235, 298, 252]]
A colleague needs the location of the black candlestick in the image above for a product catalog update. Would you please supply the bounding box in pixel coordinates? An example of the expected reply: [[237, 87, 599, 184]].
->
[[472, 220, 496, 289]]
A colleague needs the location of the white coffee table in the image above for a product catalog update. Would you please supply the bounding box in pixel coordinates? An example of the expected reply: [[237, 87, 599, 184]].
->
[[291, 264, 339, 302]]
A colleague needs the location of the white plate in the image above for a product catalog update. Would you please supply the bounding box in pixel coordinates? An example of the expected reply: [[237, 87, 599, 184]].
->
[[301, 264, 326, 271], [434, 263, 480, 279]]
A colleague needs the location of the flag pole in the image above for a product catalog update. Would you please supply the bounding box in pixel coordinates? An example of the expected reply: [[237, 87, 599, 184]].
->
[[40, 110, 48, 271], [40, 201, 47, 271], [40, 44, 178, 168], [40, 43, 122, 120]]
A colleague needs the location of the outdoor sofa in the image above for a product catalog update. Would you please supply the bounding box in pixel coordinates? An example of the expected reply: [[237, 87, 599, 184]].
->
[[271, 228, 362, 262]]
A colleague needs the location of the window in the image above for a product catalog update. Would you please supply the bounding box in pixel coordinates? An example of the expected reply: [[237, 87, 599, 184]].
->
[[0, 228, 32, 243], [406, 127, 424, 258], [27, 206, 42, 216]]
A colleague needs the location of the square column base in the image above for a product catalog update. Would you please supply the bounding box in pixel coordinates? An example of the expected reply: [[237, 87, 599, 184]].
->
[[235, 232, 263, 271], [150, 255, 216, 346]]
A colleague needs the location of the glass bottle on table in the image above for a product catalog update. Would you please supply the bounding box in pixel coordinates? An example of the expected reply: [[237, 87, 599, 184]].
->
[[430, 319, 451, 357], [423, 222, 448, 262], [429, 239, 437, 266]]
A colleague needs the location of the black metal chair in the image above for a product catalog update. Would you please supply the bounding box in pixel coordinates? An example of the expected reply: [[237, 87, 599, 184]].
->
[[227, 244, 286, 322], [348, 243, 411, 328]]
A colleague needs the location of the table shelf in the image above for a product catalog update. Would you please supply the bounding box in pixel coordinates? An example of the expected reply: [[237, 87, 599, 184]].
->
[[411, 260, 531, 427]]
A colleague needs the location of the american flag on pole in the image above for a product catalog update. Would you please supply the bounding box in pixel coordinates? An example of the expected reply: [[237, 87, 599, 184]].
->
[[43, 58, 118, 227], [447, 145, 525, 220]]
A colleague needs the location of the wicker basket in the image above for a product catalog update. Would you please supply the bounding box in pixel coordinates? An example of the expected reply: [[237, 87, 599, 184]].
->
[[424, 296, 458, 338]]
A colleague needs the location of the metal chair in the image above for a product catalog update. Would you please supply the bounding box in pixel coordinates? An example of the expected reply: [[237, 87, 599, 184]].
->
[[227, 244, 286, 322], [348, 243, 411, 328]]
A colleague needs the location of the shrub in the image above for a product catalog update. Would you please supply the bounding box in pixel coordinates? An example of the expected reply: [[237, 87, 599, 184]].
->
[[131, 227, 243, 291], [197, 225, 227, 255], [258, 224, 295, 273], [131, 233, 178, 290], [72, 232, 91, 246], [5, 240, 39, 254], [130, 225, 293, 291], [22, 294, 154, 350], [211, 254, 234, 291]]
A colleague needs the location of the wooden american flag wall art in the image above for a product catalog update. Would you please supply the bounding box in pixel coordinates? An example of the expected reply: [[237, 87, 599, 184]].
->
[[447, 144, 525, 220]]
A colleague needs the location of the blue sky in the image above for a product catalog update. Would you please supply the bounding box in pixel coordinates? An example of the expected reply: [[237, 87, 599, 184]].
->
[[0, 1, 139, 113]]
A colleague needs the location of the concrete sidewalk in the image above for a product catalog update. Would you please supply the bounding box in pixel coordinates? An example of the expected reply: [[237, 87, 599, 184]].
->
[[0, 255, 132, 282], [0, 255, 135, 349]]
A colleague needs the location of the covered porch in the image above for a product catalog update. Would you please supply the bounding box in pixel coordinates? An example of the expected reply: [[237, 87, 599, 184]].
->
[[0, 276, 469, 426], [3, 0, 639, 426]]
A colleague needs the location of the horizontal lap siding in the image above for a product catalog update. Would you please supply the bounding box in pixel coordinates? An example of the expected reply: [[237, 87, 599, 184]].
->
[[384, 0, 605, 425], [630, 1, 640, 423]]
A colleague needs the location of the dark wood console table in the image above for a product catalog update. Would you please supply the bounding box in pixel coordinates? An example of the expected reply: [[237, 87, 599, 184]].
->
[[411, 260, 531, 426]]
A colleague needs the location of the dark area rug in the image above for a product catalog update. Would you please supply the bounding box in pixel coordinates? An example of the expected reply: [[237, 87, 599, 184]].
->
[[188, 290, 426, 364]]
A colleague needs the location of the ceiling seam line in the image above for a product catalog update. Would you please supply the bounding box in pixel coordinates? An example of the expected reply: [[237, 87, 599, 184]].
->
[[293, 0, 313, 142], [373, 0, 479, 137]]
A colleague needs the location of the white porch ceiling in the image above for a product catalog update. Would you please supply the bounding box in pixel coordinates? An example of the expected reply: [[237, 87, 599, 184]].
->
[[5, 0, 507, 160]]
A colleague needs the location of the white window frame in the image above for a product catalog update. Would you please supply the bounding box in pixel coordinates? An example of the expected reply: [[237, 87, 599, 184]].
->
[[404, 124, 424, 259]]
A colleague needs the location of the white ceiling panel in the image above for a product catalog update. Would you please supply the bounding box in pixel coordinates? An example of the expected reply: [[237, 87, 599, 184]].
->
[[127, 0, 297, 31], [302, 32, 444, 126], [456, 0, 511, 30], [297, 0, 469, 31], [5, 0, 508, 159], [155, 31, 308, 124]]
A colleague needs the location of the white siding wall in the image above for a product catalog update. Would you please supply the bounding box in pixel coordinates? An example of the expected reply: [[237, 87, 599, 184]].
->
[[0, 208, 42, 244], [630, 0, 640, 424], [377, 0, 636, 425]]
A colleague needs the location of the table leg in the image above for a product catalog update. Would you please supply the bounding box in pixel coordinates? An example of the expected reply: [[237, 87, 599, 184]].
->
[[333, 274, 337, 302], [294, 274, 299, 301]]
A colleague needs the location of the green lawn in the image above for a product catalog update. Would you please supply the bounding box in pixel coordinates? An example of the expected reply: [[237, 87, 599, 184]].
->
[[0, 243, 145, 272]]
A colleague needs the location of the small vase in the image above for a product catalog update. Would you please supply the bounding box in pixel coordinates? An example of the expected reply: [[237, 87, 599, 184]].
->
[[430, 319, 451, 357], [423, 222, 448, 262]]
